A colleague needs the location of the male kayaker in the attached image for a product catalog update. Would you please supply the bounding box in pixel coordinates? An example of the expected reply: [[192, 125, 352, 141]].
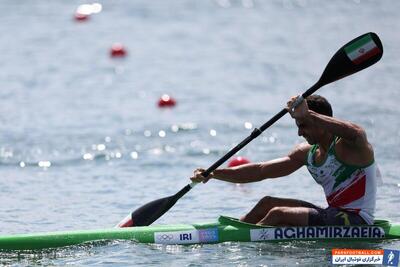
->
[[191, 95, 379, 226]]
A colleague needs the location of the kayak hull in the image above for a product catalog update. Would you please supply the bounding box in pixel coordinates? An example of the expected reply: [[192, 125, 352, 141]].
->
[[0, 216, 399, 250]]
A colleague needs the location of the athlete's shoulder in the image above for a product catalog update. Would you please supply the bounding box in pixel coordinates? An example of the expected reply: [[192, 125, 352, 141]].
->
[[295, 142, 312, 152], [288, 142, 312, 165]]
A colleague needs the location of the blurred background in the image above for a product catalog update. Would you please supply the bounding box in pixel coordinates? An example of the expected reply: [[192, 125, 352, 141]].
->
[[0, 0, 399, 265]]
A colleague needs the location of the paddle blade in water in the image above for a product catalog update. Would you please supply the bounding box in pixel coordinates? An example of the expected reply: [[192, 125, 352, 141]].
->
[[117, 184, 193, 227], [318, 32, 383, 87], [115, 196, 178, 227]]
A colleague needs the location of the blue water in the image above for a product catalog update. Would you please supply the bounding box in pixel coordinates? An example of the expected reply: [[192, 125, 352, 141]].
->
[[0, 0, 399, 265]]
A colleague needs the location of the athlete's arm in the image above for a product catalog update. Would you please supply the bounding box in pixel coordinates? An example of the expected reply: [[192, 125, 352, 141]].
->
[[190, 143, 310, 184], [307, 110, 369, 148], [288, 96, 370, 149]]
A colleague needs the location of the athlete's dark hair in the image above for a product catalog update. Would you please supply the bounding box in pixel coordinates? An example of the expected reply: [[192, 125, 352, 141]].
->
[[306, 95, 333, 117]]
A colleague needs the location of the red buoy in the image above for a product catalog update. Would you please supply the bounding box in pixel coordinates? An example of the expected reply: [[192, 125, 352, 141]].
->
[[158, 94, 176, 108], [228, 156, 250, 167], [110, 43, 127, 57], [74, 12, 89, 21]]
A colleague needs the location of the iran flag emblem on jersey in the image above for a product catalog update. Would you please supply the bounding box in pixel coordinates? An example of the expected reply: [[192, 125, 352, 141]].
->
[[344, 34, 381, 65]]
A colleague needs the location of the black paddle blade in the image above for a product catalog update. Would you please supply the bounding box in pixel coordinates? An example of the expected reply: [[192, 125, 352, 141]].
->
[[318, 32, 383, 88], [116, 196, 177, 227], [117, 184, 192, 227], [131, 195, 179, 226]]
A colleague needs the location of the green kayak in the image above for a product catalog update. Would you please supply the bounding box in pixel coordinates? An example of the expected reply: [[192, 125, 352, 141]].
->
[[0, 216, 399, 250]]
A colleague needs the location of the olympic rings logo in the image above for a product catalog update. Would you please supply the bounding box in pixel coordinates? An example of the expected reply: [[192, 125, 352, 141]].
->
[[156, 233, 174, 241]]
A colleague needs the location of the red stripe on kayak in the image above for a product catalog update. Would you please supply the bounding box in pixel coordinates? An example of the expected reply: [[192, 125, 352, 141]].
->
[[116, 215, 134, 228]]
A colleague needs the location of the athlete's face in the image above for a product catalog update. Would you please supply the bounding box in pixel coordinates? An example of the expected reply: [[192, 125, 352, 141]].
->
[[296, 119, 324, 144]]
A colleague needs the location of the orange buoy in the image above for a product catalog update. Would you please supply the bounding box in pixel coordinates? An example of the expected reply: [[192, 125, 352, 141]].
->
[[110, 43, 127, 57], [228, 156, 250, 167], [158, 94, 176, 108]]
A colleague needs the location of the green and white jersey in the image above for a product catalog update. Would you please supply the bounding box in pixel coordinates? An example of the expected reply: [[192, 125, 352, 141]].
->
[[306, 138, 378, 225]]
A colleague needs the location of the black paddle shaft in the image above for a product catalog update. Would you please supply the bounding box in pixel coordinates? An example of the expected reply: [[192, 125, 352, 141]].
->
[[127, 32, 383, 227]]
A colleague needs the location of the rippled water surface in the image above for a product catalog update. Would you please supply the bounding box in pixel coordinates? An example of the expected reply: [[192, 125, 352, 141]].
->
[[0, 0, 399, 266]]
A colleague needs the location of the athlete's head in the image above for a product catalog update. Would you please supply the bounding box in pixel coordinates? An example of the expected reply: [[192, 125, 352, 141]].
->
[[296, 95, 333, 144], [306, 95, 333, 117]]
